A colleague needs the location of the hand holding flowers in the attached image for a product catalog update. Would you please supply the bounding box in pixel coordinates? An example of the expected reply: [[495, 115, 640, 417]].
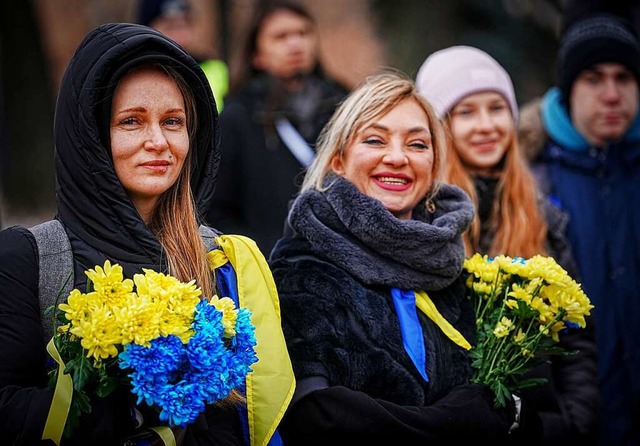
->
[[463, 254, 593, 408], [47, 260, 257, 441]]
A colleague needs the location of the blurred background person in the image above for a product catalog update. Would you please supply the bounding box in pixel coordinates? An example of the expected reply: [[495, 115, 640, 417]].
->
[[0, 0, 575, 232], [416, 45, 601, 445], [137, 0, 229, 112], [204, 0, 349, 255], [517, 8, 640, 446]]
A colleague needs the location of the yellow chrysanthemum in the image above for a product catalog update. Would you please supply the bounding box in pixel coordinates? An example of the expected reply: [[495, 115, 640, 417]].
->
[[513, 329, 526, 343], [70, 305, 122, 360], [520, 348, 533, 358], [493, 316, 514, 338], [115, 295, 162, 346], [464, 253, 594, 408], [58, 289, 92, 325], [85, 260, 134, 308], [505, 298, 519, 310], [134, 270, 201, 317], [158, 312, 194, 343], [548, 321, 567, 342], [210, 295, 238, 337], [472, 281, 494, 295]]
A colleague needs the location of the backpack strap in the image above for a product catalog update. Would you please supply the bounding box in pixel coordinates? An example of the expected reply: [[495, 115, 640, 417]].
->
[[29, 223, 216, 341], [199, 225, 220, 252], [29, 220, 74, 341]]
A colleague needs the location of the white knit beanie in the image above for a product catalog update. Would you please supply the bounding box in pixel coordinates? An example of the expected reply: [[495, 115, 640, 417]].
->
[[415, 45, 518, 122]]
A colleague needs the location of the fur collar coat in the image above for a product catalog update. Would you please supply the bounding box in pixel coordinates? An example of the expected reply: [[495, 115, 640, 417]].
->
[[270, 176, 476, 405]]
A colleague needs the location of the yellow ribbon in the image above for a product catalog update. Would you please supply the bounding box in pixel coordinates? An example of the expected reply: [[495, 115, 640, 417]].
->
[[415, 290, 472, 351], [42, 336, 176, 445], [42, 338, 73, 445], [149, 426, 176, 446], [210, 235, 295, 446]]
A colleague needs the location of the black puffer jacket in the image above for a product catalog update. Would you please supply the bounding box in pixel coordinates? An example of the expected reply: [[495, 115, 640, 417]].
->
[[269, 177, 523, 445], [0, 23, 242, 445]]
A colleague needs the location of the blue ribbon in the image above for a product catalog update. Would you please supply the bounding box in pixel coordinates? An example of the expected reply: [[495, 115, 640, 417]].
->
[[390, 288, 429, 382], [214, 252, 284, 446]]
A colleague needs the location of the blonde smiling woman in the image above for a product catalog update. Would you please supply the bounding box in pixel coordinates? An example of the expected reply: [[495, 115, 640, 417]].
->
[[269, 71, 542, 445]]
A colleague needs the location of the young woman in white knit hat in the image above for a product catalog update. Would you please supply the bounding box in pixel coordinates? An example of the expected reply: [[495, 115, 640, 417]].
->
[[416, 45, 601, 446]]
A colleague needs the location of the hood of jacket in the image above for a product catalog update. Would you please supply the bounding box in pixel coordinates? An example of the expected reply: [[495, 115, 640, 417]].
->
[[517, 97, 547, 163], [54, 23, 220, 265]]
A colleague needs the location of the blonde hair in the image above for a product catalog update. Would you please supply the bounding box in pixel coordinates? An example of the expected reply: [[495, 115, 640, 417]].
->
[[302, 69, 447, 208], [146, 64, 215, 298], [443, 116, 548, 258]]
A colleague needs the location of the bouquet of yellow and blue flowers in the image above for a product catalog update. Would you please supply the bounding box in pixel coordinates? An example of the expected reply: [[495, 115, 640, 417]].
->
[[463, 254, 593, 407], [47, 260, 257, 440]]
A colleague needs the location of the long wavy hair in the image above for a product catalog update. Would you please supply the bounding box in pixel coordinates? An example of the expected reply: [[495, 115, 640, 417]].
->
[[443, 116, 548, 258], [302, 69, 447, 212], [144, 64, 216, 299]]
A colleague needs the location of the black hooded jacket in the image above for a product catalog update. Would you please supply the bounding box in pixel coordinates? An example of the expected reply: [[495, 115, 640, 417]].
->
[[0, 23, 243, 445]]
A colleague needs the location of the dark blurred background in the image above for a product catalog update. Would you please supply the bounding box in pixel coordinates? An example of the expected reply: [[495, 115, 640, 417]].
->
[[1, 0, 638, 228]]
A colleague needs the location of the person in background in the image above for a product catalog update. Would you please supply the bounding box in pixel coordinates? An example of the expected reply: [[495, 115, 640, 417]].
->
[[137, 0, 229, 112], [0, 23, 293, 445], [516, 10, 640, 446], [416, 45, 600, 445], [205, 0, 349, 255], [268, 70, 542, 445]]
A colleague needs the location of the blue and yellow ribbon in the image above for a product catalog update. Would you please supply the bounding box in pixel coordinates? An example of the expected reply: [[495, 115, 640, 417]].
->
[[209, 235, 295, 446], [415, 290, 471, 351]]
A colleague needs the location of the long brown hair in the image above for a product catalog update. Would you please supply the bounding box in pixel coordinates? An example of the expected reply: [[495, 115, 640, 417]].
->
[[147, 65, 215, 299], [443, 120, 548, 258], [150, 65, 243, 404]]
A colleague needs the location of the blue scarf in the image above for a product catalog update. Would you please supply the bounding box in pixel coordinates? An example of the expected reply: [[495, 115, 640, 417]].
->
[[541, 87, 640, 151]]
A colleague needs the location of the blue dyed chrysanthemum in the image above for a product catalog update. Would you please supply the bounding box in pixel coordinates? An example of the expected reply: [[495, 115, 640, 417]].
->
[[117, 298, 257, 426]]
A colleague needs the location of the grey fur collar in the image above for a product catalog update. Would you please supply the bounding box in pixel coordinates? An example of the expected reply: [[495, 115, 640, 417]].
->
[[287, 176, 474, 291]]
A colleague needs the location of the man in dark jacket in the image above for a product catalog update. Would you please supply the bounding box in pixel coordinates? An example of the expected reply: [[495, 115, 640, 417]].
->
[[204, 1, 349, 255], [522, 10, 640, 446]]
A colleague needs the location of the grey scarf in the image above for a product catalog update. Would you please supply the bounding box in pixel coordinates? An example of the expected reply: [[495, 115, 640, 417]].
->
[[287, 176, 475, 291]]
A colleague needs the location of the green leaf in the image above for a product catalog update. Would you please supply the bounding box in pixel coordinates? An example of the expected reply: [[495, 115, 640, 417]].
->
[[514, 377, 547, 390], [66, 354, 96, 392], [96, 367, 120, 397], [494, 381, 511, 408], [52, 269, 74, 336], [63, 389, 91, 439]]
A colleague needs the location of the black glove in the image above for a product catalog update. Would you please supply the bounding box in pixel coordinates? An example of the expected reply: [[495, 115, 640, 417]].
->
[[67, 386, 138, 445], [431, 383, 513, 441]]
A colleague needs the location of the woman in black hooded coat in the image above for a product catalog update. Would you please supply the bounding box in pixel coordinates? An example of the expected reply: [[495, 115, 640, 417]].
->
[[0, 23, 293, 446]]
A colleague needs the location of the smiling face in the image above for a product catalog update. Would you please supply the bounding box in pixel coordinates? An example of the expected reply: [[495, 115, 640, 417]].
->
[[449, 91, 514, 176], [110, 65, 189, 222], [330, 98, 434, 220]]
